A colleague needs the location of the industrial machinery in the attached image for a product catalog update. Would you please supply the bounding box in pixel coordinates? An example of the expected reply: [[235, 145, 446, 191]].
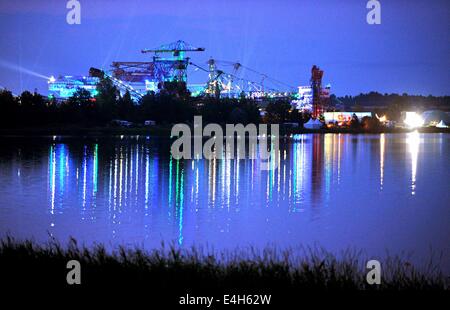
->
[[89, 67, 144, 102], [49, 40, 329, 105], [141, 40, 205, 83], [311, 65, 324, 118]]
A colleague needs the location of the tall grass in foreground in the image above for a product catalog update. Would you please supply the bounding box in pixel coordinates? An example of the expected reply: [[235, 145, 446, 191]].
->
[[0, 236, 447, 290]]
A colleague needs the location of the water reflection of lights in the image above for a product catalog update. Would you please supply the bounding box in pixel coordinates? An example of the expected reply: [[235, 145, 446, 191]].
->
[[48, 143, 100, 217], [337, 134, 342, 184], [82, 147, 87, 210], [113, 154, 118, 209], [135, 145, 139, 198], [226, 159, 232, 208], [145, 151, 149, 208], [93, 144, 98, 195], [235, 159, 240, 204], [168, 155, 173, 205], [209, 158, 216, 205], [380, 134, 385, 190], [48, 145, 56, 214], [324, 134, 333, 200], [407, 131, 420, 195], [175, 159, 185, 245], [119, 147, 124, 207], [42, 136, 379, 239], [292, 135, 306, 209]]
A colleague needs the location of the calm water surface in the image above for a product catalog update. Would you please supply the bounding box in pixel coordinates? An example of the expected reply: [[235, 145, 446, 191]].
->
[[0, 133, 449, 271]]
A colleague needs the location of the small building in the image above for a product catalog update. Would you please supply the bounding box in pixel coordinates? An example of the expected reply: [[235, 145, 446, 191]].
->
[[436, 120, 448, 128], [304, 118, 323, 129]]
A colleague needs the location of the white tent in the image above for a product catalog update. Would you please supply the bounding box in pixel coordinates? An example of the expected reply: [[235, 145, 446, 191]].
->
[[304, 118, 323, 129], [436, 120, 448, 128]]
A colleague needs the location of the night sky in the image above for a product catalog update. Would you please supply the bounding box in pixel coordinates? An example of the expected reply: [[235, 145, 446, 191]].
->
[[0, 0, 448, 96]]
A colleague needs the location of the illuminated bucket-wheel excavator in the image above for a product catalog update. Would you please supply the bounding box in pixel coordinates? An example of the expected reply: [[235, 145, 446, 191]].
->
[[87, 40, 298, 101], [89, 40, 205, 100], [48, 40, 330, 113]]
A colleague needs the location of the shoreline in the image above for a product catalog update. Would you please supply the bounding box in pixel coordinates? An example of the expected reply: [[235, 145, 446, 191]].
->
[[0, 126, 448, 137]]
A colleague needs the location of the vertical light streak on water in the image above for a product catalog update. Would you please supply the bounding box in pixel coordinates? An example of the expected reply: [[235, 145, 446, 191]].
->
[[65, 150, 69, 194], [145, 150, 149, 209], [211, 158, 216, 205], [168, 155, 173, 207], [283, 149, 287, 197], [331, 135, 336, 188], [380, 134, 385, 190], [190, 161, 195, 203], [124, 147, 128, 204], [82, 146, 87, 210], [93, 144, 98, 195], [129, 146, 134, 198], [291, 140, 297, 201], [293, 137, 306, 206], [175, 159, 180, 223], [175, 159, 180, 208], [152, 154, 159, 203], [289, 143, 294, 201], [324, 134, 332, 201], [266, 161, 270, 203], [221, 155, 227, 206], [295, 141, 301, 207], [337, 134, 342, 184], [235, 158, 240, 205], [195, 162, 200, 199], [49, 145, 56, 214], [277, 148, 281, 201], [407, 131, 420, 195], [119, 147, 123, 208], [59, 145, 66, 193], [225, 158, 231, 209], [112, 150, 118, 237], [108, 159, 112, 213], [268, 145, 276, 203], [296, 135, 307, 209], [177, 161, 185, 246], [135, 145, 139, 200], [113, 153, 118, 210]]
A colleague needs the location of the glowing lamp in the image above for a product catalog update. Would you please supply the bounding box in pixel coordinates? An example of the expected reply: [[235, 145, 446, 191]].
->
[[404, 112, 424, 128]]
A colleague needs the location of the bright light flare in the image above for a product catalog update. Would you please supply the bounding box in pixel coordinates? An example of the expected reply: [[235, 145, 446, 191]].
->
[[376, 114, 387, 123], [0, 59, 50, 80], [404, 112, 424, 128], [48, 75, 56, 83]]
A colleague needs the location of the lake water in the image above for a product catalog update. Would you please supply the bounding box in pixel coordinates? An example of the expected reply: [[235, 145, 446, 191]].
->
[[0, 133, 449, 272]]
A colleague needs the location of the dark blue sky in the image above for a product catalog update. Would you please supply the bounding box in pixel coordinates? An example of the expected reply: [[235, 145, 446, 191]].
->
[[0, 0, 449, 96]]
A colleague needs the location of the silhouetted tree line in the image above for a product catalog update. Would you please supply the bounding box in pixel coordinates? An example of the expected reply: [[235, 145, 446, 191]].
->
[[1, 82, 448, 129], [335, 92, 450, 109], [327, 92, 450, 122]]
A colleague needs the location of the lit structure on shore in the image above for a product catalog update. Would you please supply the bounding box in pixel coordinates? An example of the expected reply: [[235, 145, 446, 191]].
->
[[323, 112, 372, 125], [47, 40, 326, 102], [48, 75, 99, 99]]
